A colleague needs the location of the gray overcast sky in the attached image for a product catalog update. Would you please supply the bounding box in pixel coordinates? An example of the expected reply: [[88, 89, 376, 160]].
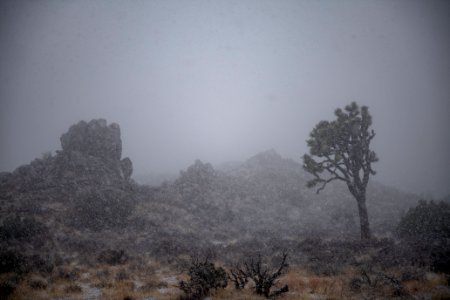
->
[[1, 0, 449, 198]]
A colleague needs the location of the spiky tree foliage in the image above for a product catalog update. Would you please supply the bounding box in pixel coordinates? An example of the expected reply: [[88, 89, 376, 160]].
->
[[303, 102, 378, 240]]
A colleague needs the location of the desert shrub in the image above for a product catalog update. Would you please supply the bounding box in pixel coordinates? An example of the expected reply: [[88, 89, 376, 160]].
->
[[57, 267, 80, 281], [228, 264, 248, 289], [397, 200, 450, 273], [0, 216, 49, 241], [0, 281, 16, 298], [28, 277, 48, 289], [0, 275, 20, 298], [70, 188, 134, 231], [349, 264, 409, 297], [149, 233, 198, 258], [179, 256, 227, 300], [397, 200, 450, 239], [93, 280, 114, 289], [0, 249, 28, 274], [97, 249, 128, 265], [230, 252, 289, 298], [115, 269, 129, 281], [29, 254, 54, 273], [96, 268, 111, 278], [138, 280, 167, 292], [64, 284, 82, 293], [298, 238, 365, 275], [61, 236, 105, 258], [0, 249, 54, 275]]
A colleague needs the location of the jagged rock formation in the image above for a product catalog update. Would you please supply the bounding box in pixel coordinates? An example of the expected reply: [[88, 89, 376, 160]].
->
[[0, 119, 137, 268], [58, 119, 133, 184], [61, 119, 122, 161], [0, 119, 133, 196]]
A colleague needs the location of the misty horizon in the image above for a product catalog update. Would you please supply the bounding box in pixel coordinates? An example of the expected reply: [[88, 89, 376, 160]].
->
[[1, 0, 449, 198]]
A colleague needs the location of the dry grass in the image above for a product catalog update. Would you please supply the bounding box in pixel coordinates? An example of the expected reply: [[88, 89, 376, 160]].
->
[[4, 261, 449, 300], [281, 269, 308, 291], [213, 288, 267, 299], [402, 273, 449, 300]]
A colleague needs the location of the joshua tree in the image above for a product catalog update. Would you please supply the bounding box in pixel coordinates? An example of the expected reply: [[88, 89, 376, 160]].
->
[[303, 102, 378, 240]]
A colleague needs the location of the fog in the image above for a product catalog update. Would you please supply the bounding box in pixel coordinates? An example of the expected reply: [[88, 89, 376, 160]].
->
[[1, 0, 449, 198]]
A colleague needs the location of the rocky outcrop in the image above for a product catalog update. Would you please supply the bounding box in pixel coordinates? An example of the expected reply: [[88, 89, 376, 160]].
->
[[59, 119, 132, 183], [0, 119, 133, 196], [0, 118, 140, 274], [60, 119, 122, 162], [0, 119, 135, 234]]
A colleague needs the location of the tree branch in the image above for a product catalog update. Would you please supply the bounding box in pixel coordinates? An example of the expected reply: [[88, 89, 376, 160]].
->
[[316, 176, 344, 194]]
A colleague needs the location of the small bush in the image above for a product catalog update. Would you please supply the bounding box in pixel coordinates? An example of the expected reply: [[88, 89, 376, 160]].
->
[[29, 254, 54, 273], [138, 280, 168, 292], [349, 264, 409, 298], [231, 252, 289, 298], [397, 200, 450, 273], [0, 249, 54, 275], [57, 267, 80, 281], [96, 268, 110, 278], [0, 216, 49, 241], [179, 256, 227, 300], [115, 269, 129, 281], [0, 275, 20, 298], [397, 200, 450, 240], [64, 284, 82, 293], [70, 188, 134, 231], [28, 277, 48, 289], [97, 249, 128, 265], [93, 280, 114, 289], [0, 250, 28, 274]]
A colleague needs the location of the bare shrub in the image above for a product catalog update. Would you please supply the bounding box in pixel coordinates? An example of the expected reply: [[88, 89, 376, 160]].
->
[[228, 263, 248, 289], [230, 252, 289, 298], [349, 263, 409, 297], [178, 255, 227, 300]]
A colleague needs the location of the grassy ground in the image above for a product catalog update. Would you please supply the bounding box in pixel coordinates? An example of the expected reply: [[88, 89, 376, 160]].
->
[[2, 260, 449, 300]]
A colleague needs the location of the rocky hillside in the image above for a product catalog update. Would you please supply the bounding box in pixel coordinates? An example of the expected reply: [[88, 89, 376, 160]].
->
[[0, 119, 421, 266], [138, 149, 420, 246]]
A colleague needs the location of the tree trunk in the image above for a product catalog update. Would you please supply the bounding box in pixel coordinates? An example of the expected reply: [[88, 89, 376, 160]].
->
[[356, 193, 371, 240]]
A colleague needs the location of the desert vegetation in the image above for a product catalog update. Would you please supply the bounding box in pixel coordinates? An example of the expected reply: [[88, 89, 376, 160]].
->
[[0, 117, 449, 299]]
